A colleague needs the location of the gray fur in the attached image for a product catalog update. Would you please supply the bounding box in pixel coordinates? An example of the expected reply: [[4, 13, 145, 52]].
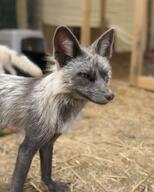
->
[[0, 26, 115, 192]]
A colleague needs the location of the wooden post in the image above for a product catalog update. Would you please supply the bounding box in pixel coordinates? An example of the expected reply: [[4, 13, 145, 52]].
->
[[81, 0, 91, 47], [130, 0, 147, 85], [100, 0, 107, 33], [16, 0, 28, 28]]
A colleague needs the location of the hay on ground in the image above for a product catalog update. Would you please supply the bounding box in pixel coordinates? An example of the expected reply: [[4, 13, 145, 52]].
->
[[0, 80, 154, 192]]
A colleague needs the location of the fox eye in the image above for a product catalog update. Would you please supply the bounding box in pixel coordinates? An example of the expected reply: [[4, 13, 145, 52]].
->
[[78, 72, 96, 82], [104, 75, 109, 83], [100, 70, 109, 83]]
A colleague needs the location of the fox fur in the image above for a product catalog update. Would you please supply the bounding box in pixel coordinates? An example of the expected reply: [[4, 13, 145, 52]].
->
[[0, 45, 42, 76], [0, 26, 115, 192]]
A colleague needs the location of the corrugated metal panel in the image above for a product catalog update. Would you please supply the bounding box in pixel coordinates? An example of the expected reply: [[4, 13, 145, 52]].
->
[[106, 0, 134, 52], [42, 0, 133, 51], [43, 0, 101, 27], [42, 0, 153, 52]]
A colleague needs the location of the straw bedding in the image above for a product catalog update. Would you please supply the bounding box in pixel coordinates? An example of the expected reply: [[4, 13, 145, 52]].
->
[[0, 78, 154, 192]]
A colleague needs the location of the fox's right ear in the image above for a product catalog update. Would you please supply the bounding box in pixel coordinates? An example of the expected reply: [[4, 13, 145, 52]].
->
[[53, 26, 82, 67]]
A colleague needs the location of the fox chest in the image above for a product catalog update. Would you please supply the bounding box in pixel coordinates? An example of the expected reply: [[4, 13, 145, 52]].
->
[[56, 103, 83, 133], [39, 96, 85, 135]]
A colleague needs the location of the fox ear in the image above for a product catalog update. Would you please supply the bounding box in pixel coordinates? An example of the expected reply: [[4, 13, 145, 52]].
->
[[90, 28, 115, 59], [53, 26, 82, 67]]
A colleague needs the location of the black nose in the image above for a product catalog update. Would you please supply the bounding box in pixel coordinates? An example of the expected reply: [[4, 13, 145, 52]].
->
[[104, 93, 114, 101]]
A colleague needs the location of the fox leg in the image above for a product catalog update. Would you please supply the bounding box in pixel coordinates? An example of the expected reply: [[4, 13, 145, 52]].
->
[[10, 138, 38, 192], [39, 134, 68, 192]]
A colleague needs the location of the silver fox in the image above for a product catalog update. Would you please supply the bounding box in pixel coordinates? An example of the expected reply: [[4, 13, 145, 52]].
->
[[0, 26, 115, 192]]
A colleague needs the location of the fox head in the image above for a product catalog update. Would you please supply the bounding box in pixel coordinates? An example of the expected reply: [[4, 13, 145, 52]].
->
[[53, 26, 115, 105]]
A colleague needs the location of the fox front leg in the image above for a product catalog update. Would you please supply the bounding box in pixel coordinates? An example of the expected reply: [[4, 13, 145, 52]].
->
[[39, 134, 68, 192], [10, 138, 38, 192]]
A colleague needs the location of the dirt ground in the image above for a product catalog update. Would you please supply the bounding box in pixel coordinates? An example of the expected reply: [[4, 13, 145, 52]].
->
[[0, 54, 154, 192]]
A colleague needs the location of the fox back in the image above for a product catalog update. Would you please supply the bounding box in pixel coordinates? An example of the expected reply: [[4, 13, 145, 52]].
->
[[0, 26, 115, 143]]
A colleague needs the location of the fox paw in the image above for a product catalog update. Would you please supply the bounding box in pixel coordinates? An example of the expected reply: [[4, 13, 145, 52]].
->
[[45, 180, 69, 192]]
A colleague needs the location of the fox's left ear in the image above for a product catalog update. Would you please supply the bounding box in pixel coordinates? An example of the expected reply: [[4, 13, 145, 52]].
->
[[53, 26, 82, 67], [90, 28, 115, 59]]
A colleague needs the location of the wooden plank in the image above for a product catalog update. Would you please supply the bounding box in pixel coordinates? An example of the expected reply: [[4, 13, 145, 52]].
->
[[81, 0, 91, 46], [137, 75, 154, 91], [100, 0, 107, 32], [16, 0, 28, 28], [146, 0, 153, 50], [130, 0, 147, 85], [43, 24, 57, 52]]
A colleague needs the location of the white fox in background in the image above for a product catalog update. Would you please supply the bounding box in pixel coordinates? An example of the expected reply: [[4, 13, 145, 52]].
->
[[0, 45, 42, 77]]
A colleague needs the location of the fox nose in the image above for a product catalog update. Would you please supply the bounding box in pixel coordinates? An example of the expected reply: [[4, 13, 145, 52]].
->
[[104, 92, 114, 101]]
